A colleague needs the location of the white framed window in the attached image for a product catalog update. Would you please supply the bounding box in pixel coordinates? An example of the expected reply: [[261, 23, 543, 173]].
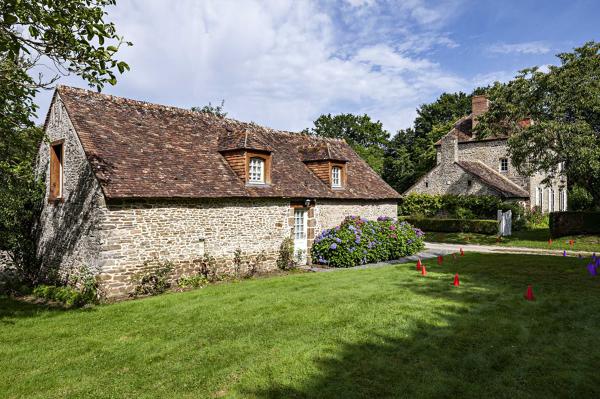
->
[[500, 158, 508, 173], [248, 157, 265, 183], [536, 187, 543, 209], [559, 188, 567, 211], [549, 188, 555, 212], [331, 166, 342, 188], [294, 209, 306, 240]]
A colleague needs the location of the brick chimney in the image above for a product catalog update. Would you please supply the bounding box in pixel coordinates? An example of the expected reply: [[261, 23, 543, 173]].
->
[[471, 95, 489, 129]]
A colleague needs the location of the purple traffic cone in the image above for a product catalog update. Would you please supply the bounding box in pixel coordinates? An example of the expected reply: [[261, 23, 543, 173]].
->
[[588, 263, 597, 276], [563, 250, 567, 257]]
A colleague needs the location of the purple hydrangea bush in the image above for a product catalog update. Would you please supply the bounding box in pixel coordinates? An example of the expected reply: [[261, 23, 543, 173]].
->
[[311, 215, 425, 267]]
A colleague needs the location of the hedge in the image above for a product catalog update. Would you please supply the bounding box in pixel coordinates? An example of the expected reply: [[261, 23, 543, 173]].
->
[[403, 217, 498, 235], [398, 193, 522, 220], [549, 212, 600, 237]]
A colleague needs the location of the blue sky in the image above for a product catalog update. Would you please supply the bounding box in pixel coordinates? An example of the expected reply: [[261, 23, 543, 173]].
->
[[34, 0, 599, 133]]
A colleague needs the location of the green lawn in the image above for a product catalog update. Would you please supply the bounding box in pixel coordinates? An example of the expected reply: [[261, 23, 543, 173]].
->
[[2, 253, 600, 398], [425, 228, 600, 253]]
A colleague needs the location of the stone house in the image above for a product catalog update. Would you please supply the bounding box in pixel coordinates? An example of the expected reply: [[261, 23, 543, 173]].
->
[[404, 95, 567, 212], [36, 86, 399, 297]]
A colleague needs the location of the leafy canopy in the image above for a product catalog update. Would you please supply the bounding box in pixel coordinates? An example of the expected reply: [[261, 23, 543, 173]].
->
[[191, 100, 228, 119], [477, 41, 600, 206], [0, 0, 130, 284], [305, 113, 390, 175], [383, 91, 477, 193]]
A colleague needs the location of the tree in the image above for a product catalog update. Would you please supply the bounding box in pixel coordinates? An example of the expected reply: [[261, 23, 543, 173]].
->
[[305, 113, 390, 174], [0, 0, 130, 285], [477, 41, 600, 207], [191, 100, 227, 118], [383, 92, 475, 192]]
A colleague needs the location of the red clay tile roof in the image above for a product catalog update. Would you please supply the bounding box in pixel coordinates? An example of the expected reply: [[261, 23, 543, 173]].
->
[[54, 86, 399, 200], [456, 161, 529, 198], [434, 113, 508, 146]]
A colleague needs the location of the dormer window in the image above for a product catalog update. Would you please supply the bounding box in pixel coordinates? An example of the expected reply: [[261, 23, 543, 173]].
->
[[331, 166, 342, 188], [248, 157, 265, 183]]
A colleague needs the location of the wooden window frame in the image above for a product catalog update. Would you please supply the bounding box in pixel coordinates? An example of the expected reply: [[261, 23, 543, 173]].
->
[[245, 151, 271, 185], [49, 140, 65, 202]]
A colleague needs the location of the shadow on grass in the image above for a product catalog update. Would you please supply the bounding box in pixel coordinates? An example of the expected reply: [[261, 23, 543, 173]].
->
[[0, 296, 94, 324], [248, 254, 599, 398]]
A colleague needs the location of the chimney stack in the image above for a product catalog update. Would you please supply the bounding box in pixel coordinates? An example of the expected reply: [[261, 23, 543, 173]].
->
[[471, 95, 489, 129]]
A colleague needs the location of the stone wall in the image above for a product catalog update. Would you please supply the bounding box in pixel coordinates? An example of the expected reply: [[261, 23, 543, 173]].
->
[[457, 140, 528, 189], [35, 95, 107, 282], [405, 163, 499, 197], [98, 198, 291, 297]]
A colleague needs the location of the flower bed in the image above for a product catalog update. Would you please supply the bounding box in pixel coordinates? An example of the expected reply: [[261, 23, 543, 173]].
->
[[311, 216, 425, 267]]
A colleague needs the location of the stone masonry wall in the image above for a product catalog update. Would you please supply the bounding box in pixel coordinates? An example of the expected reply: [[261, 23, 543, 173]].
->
[[35, 95, 107, 282], [98, 198, 291, 297], [405, 163, 499, 197], [457, 140, 528, 189]]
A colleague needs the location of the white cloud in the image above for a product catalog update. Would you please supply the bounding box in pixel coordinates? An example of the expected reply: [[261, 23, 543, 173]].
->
[[488, 41, 551, 55], [33, 0, 467, 132]]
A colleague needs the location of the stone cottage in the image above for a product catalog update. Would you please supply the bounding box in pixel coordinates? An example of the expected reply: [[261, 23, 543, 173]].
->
[[36, 86, 400, 297], [404, 95, 567, 212]]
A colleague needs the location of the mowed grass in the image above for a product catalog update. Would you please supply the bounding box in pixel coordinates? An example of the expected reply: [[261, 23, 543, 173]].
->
[[426, 228, 600, 253], [2, 253, 600, 398]]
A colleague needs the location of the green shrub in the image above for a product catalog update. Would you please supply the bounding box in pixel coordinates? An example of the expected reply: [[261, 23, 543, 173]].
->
[[549, 212, 600, 237], [32, 277, 98, 308], [132, 261, 173, 297], [569, 185, 594, 211], [311, 216, 425, 268], [177, 275, 209, 289], [276, 237, 296, 270], [405, 217, 498, 235], [399, 193, 522, 221]]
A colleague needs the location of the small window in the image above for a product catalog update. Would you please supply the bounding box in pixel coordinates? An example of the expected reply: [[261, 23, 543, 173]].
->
[[248, 157, 265, 183], [331, 166, 342, 188], [425, 181, 429, 188], [467, 180, 472, 187], [49, 142, 64, 200], [500, 158, 508, 172]]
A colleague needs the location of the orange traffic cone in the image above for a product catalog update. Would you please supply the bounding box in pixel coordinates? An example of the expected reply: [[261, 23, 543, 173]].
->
[[437, 255, 443, 265], [421, 265, 427, 276], [416, 259, 422, 271], [524, 285, 535, 301], [453, 273, 460, 287], [548, 239, 553, 247], [460, 248, 465, 256]]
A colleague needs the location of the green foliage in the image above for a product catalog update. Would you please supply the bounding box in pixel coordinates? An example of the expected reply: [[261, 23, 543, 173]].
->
[[398, 193, 513, 220], [477, 41, 600, 207], [276, 237, 296, 270], [1, 0, 129, 286], [132, 261, 173, 297], [177, 275, 209, 289], [1, 0, 131, 90], [32, 276, 98, 308], [569, 185, 595, 211], [311, 216, 425, 268], [383, 91, 477, 192], [305, 113, 390, 175], [405, 217, 498, 235], [191, 100, 227, 118], [549, 212, 600, 237]]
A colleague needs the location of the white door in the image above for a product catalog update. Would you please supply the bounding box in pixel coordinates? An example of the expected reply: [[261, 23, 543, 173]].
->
[[294, 209, 308, 264]]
